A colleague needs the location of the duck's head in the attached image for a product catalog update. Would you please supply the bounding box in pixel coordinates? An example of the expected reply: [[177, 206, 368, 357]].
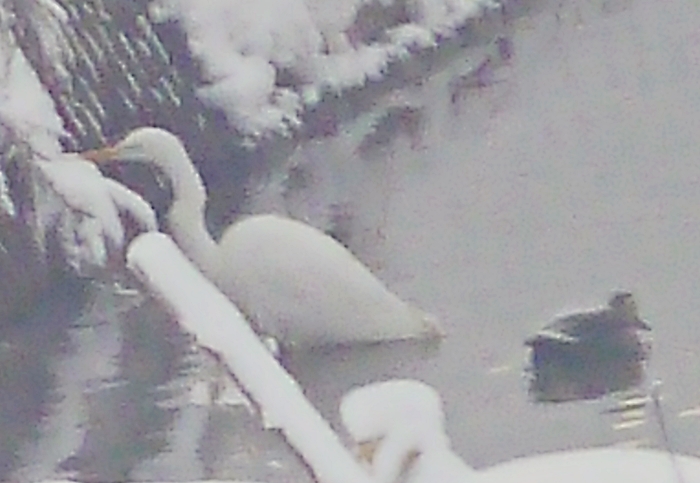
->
[[340, 380, 452, 483], [608, 292, 651, 330]]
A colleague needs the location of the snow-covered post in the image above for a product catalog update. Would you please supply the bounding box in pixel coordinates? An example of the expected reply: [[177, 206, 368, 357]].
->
[[126, 232, 373, 483]]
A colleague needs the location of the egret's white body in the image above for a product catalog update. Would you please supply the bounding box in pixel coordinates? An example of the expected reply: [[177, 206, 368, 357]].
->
[[341, 380, 700, 483], [85, 127, 442, 348]]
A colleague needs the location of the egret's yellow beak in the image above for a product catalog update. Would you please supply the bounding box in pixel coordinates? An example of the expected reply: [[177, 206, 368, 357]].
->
[[81, 146, 120, 163]]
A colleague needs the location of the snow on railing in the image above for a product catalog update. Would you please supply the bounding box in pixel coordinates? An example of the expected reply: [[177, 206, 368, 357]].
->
[[126, 232, 373, 483]]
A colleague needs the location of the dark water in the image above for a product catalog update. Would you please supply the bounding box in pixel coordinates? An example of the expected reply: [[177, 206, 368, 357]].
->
[[2, 0, 700, 481]]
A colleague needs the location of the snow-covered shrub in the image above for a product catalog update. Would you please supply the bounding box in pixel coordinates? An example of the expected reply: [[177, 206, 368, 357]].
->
[[0, 0, 157, 278], [149, 0, 498, 140], [36, 155, 157, 275]]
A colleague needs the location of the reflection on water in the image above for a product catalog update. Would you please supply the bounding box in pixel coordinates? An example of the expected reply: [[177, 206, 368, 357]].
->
[[522, 313, 667, 457], [526, 338, 649, 403], [283, 338, 443, 433], [525, 292, 651, 403], [0, 277, 88, 480], [355, 105, 426, 159]]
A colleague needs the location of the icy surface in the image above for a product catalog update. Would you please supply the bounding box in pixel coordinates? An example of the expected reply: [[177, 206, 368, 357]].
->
[[126, 232, 372, 483]]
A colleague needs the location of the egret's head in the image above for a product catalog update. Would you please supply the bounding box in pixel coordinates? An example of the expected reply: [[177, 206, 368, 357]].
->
[[340, 379, 449, 482], [82, 127, 186, 168], [81, 127, 206, 216], [608, 292, 650, 330]]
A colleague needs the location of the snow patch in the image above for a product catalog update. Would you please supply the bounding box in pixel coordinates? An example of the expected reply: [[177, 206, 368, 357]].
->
[[37, 155, 157, 273], [150, 0, 496, 138]]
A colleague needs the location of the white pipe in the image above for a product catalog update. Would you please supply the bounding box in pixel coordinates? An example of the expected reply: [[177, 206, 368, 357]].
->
[[126, 232, 373, 483]]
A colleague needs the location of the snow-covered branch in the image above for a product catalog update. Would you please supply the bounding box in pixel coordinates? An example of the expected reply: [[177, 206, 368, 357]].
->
[[0, 0, 157, 276], [36, 155, 157, 274], [127, 232, 373, 483], [150, 0, 499, 140]]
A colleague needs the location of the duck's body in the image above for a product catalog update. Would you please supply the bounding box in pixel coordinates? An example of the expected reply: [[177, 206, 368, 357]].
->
[[84, 127, 442, 348], [525, 292, 650, 365], [341, 380, 700, 483]]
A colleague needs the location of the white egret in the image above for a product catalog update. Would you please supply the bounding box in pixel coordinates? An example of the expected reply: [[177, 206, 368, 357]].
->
[[340, 379, 700, 483], [83, 127, 443, 349]]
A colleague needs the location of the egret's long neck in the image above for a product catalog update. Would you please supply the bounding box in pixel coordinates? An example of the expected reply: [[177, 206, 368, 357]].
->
[[159, 148, 220, 278]]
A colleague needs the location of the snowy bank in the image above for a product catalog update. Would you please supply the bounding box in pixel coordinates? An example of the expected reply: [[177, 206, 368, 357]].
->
[[149, 0, 499, 138]]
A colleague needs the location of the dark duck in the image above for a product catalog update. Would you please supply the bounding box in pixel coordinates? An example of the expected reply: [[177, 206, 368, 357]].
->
[[526, 292, 651, 369]]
